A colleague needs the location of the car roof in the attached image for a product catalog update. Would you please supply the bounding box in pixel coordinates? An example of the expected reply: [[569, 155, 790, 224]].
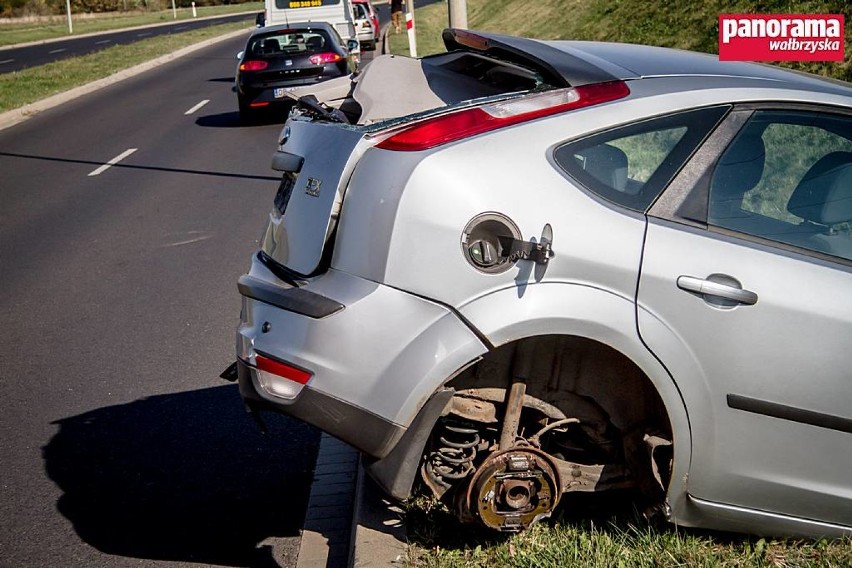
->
[[441, 28, 852, 97]]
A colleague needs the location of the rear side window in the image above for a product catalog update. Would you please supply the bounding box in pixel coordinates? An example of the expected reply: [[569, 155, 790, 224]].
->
[[554, 106, 729, 211], [248, 30, 331, 56], [708, 110, 852, 261]]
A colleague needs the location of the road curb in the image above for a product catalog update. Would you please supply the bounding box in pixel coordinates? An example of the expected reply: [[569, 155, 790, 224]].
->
[[297, 433, 359, 568], [0, 26, 251, 132], [349, 463, 407, 567], [296, 433, 408, 568]]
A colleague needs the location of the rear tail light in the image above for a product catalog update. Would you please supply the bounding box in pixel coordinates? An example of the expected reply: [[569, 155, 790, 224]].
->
[[253, 353, 312, 400], [240, 60, 269, 72], [375, 81, 630, 152], [309, 52, 343, 65]]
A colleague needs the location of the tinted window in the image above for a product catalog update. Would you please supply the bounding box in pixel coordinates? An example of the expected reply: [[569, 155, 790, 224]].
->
[[554, 106, 728, 211], [248, 30, 331, 56], [708, 110, 852, 261]]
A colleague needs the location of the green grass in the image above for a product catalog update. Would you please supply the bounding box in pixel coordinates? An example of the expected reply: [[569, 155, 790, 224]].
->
[[0, 2, 260, 46], [404, 496, 852, 567], [385, 4, 446, 59], [0, 20, 249, 112]]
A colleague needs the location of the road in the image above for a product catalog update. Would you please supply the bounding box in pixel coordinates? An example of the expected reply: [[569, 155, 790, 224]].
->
[[0, 32, 325, 567], [0, 12, 259, 73]]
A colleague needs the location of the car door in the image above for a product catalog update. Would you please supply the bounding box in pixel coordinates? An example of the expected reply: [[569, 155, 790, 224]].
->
[[639, 106, 852, 527]]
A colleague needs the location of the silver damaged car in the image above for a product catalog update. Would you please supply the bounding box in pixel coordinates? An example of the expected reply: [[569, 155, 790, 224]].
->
[[225, 29, 852, 538]]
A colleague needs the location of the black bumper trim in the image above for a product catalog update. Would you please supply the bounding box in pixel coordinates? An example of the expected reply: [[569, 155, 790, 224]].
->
[[237, 359, 406, 458], [728, 394, 852, 435], [237, 274, 344, 319]]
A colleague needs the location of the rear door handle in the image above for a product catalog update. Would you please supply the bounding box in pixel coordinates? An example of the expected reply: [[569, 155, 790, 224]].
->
[[677, 275, 758, 306]]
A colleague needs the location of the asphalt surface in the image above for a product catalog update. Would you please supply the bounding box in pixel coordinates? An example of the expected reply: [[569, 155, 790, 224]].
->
[[0, 5, 409, 565], [0, 31, 323, 567]]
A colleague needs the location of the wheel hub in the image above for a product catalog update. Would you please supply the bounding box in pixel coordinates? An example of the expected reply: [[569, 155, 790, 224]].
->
[[465, 446, 561, 532]]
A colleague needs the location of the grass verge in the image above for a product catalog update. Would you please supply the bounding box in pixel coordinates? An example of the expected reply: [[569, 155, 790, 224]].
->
[[405, 495, 852, 567], [0, 2, 261, 47], [0, 21, 249, 112]]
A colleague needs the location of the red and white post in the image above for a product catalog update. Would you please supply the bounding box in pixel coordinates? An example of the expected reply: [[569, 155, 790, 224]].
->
[[406, 8, 417, 57]]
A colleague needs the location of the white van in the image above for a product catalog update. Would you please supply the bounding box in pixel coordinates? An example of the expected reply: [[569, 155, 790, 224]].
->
[[262, 0, 357, 43]]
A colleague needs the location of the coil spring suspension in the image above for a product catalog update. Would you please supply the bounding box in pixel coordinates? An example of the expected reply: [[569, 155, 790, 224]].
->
[[422, 421, 481, 497]]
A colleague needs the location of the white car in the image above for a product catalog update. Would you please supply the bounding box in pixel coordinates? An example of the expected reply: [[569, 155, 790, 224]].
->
[[225, 29, 852, 538]]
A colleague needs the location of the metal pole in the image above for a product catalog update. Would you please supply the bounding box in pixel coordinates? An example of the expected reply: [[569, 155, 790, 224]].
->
[[405, 3, 417, 58], [448, 0, 467, 29], [65, 0, 73, 34], [171, 0, 177, 19]]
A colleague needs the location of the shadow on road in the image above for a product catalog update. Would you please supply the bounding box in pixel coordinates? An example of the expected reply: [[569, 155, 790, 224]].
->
[[196, 111, 288, 129], [43, 384, 319, 567]]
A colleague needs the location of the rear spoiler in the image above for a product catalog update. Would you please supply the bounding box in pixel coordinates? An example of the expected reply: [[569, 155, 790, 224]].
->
[[441, 28, 620, 88]]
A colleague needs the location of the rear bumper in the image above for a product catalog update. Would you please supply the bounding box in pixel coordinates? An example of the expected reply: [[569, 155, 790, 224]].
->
[[237, 358, 406, 457], [235, 254, 488, 459]]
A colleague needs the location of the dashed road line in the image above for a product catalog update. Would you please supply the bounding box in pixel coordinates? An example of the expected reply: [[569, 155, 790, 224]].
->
[[95, 40, 112, 45], [88, 148, 137, 177], [184, 99, 210, 115], [137, 32, 152, 37], [48, 48, 66, 54], [0, 59, 13, 65]]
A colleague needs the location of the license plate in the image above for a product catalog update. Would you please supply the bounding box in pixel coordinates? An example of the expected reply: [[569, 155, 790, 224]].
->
[[274, 88, 286, 99]]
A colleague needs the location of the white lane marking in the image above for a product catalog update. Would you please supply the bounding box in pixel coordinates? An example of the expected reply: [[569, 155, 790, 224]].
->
[[175, 26, 187, 31], [87, 148, 137, 177], [0, 59, 13, 65], [137, 32, 152, 37], [96, 39, 112, 45], [184, 99, 210, 115], [48, 48, 67, 54], [165, 235, 212, 247]]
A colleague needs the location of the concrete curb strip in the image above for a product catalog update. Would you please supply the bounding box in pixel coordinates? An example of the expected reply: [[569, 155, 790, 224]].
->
[[296, 431, 408, 568], [0, 26, 251, 132], [350, 464, 407, 567]]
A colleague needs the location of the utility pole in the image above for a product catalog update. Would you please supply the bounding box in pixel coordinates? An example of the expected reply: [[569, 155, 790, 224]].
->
[[448, 0, 467, 29], [65, 0, 73, 33]]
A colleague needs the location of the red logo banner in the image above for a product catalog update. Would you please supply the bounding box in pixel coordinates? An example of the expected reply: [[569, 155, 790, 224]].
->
[[719, 14, 845, 61]]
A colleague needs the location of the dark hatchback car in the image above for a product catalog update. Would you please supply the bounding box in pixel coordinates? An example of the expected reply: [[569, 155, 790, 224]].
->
[[235, 22, 354, 122]]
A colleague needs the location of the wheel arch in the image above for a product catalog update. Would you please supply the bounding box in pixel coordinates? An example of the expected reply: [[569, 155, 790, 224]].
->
[[368, 282, 694, 506]]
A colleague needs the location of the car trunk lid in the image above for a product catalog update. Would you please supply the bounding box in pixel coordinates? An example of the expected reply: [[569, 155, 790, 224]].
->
[[260, 118, 368, 277]]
